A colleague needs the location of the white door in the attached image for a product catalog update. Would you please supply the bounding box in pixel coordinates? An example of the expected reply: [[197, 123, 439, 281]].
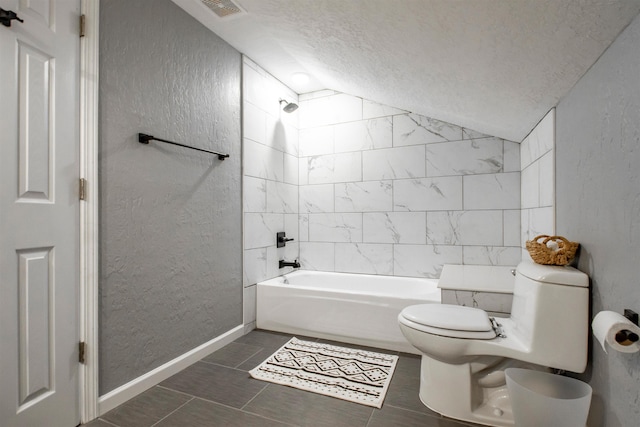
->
[[0, 0, 80, 426]]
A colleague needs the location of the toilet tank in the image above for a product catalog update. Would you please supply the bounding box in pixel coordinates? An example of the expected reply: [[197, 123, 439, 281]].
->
[[510, 262, 589, 372]]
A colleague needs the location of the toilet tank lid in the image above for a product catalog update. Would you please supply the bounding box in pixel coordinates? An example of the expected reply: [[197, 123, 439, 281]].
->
[[517, 261, 589, 287]]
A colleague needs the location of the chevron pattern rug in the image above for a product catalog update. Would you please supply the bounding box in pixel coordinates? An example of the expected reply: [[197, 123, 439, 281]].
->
[[249, 337, 398, 408]]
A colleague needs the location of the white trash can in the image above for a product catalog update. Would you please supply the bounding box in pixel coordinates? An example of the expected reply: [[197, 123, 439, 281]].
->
[[505, 368, 592, 427]]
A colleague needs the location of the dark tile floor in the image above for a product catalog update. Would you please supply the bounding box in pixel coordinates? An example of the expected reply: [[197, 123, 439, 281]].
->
[[84, 330, 480, 427]]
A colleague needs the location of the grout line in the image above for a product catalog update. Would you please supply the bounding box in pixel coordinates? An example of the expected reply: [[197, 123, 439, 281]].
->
[[364, 407, 377, 427], [155, 384, 199, 399], [148, 397, 194, 427], [194, 358, 265, 374], [239, 382, 270, 411], [92, 418, 121, 427], [234, 347, 265, 368]]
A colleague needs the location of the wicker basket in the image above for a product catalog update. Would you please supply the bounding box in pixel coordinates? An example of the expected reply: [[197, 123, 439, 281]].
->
[[525, 235, 579, 266]]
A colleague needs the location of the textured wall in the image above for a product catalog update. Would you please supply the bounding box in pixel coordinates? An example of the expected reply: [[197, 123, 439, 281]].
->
[[297, 92, 521, 278], [99, 0, 242, 394], [242, 58, 299, 330], [556, 14, 640, 427], [520, 109, 555, 259]]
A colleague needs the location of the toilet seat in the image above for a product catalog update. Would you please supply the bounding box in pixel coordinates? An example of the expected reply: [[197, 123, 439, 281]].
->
[[400, 304, 497, 340]]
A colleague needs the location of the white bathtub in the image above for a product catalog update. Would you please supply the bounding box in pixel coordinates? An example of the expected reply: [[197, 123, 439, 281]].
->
[[256, 270, 441, 354]]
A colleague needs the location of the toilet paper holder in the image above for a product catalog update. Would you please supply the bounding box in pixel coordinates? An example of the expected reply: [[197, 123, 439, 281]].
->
[[617, 309, 639, 345], [624, 309, 638, 325]]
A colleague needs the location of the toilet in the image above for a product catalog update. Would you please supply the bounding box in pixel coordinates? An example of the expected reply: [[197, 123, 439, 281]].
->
[[398, 261, 589, 427]]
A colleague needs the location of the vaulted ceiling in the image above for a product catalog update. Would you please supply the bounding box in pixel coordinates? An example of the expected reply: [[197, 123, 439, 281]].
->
[[173, 0, 640, 142]]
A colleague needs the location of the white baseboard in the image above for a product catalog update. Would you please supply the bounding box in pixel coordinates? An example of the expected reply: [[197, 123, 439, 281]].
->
[[98, 325, 244, 415]]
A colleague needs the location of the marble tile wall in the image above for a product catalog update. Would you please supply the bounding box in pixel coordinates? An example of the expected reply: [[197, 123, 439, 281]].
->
[[298, 92, 522, 278], [242, 58, 299, 329], [520, 109, 555, 260], [441, 290, 513, 317]]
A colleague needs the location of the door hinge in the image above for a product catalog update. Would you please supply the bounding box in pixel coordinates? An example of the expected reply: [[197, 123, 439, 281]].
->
[[79, 14, 86, 38], [79, 341, 86, 364], [79, 178, 86, 201]]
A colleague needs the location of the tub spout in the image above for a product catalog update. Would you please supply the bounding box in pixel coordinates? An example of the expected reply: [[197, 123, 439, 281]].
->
[[279, 259, 300, 269]]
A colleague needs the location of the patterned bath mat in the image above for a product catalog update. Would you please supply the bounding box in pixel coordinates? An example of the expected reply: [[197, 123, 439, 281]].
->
[[249, 337, 398, 408]]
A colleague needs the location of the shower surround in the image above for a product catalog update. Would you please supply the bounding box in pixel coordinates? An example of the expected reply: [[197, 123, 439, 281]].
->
[[242, 58, 523, 322], [297, 93, 522, 278]]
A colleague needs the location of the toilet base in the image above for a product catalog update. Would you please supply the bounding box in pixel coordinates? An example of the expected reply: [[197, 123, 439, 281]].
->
[[419, 355, 518, 427]]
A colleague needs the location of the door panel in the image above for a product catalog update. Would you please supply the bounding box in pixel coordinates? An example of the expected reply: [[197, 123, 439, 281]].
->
[[18, 41, 53, 201], [0, 0, 80, 425], [17, 247, 54, 407]]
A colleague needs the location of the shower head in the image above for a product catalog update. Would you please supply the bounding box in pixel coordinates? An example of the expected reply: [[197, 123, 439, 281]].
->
[[279, 99, 299, 113]]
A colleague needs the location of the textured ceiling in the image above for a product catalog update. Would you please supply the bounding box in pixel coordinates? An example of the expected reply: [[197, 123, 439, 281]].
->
[[173, 0, 640, 141]]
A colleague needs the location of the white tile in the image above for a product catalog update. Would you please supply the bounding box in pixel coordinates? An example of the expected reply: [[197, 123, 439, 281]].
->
[[244, 213, 284, 249], [243, 248, 267, 286], [363, 99, 407, 119], [503, 140, 521, 173], [243, 285, 257, 324], [299, 214, 309, 242], [426, 138, 503, 177], [299, 184, 334, 213], [538, 151, 555, 207], [504, 210, 521, 247], [463, 247, 522, 266], [299, 96, 330, 129], [299, 90, 337, 101], [521, 161, 539, 209], [243, 101, 266, 144], [266, 181, 297, 214], [284, 214, 299, 242], [283, 153, 298, 185], [335, 243, 393, 275], [242, 65, 265, 110], [362, 145, 426, 181], [299, 126, 334, 157], [462, 128, 490, 140], [335, 181, 393, 212], [298, 157, 309, 185], [393, 244, 462, 278], [520, 133, 532, 169], [393, 113, 463, 146], [427, 211, 503, 246], [393, 177, 462, 211], [244, 139, 283, 182], [521, 109, 554, 167], [330, 93, 363, 124], [243, 176, 266, 213], [363, 212, 426, 244], [538, 109, 555, 155], [444, 290, 513, 314], [520, 209, 531, 246], [529, 206, 555, 237], [522, 207, 556, 244], [299, 242, 335, 271], [308, 213, 362, 243], [308, 152, 362, 184], [463, 172, 520, 210], [300, 93, 362, 128], [334, 117, 392, 153], [266, 245, 279, 279], [266, 119, 298, 156]]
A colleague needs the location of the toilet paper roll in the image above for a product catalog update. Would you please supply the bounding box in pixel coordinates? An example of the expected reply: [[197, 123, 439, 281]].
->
[[592, 311, 640, 354]]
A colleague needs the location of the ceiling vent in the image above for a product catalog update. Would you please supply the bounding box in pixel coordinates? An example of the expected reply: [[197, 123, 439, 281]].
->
[[200, 0, 246, 18]]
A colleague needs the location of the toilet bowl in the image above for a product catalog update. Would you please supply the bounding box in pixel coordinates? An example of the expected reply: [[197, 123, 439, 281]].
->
[[398, 261, 589, 427]]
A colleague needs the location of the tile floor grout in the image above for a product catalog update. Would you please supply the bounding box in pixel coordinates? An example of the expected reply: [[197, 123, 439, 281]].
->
[[148, 397, 194, 427]]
